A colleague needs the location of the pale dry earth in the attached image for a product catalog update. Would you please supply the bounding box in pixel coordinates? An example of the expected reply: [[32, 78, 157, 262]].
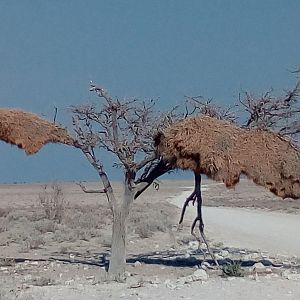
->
[[0, 179, 300, 300]]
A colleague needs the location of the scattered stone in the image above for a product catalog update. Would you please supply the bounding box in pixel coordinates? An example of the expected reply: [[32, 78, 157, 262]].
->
[[220, 250, 229, 257], [134, 261, 142, 267], [227, 277, 236, 281], [250, 262, 266, 273], [251, 253, 260, 259], [69, 254, 75, 262], [125, 271, 132, 277], [243, 254, 252, 260], [65, 279, 75, 285], [282, 270, 300, 281], [254, 262, 265, 269], [214, 254, 223, 260], [188, 241, 199, 249], [165, 279, 177, 289], [201, 261, 211, 270], [129, 281, 144, 289], [192, 269, 208, 281], [265, 268, 272, 274], [150, 277, 160, 284], [86, 276, 95, 280]]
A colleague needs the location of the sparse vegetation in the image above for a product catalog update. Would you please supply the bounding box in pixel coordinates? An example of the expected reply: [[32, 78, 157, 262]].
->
[[222, 260, 243, 277], [38, 183, 68, 223]]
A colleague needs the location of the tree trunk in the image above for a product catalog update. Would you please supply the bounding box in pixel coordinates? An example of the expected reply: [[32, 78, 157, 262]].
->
[[108, 183, 134, 280]]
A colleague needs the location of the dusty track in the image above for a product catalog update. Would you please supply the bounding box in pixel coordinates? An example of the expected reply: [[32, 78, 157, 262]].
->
[[169, 184, 300, 257]]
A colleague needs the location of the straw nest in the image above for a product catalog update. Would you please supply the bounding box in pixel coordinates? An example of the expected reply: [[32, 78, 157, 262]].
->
[[154, 116, 300, 199], [0, 108, 74, 155]]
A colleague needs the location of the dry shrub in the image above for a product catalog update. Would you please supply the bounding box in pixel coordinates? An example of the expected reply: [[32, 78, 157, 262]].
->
[[39, 183, 68, 223], [26, 276, 55, 286], [4, 217, 37, 244], [23, 235, 45, 250], [0, 208, 10, 218], [95, 234, 112, 247], [129, 202, 175, 239], [0, 218, 8, 233], [63, 204, 110, 229], [53, 225, 77, 243], [34, 219, 57, 233]]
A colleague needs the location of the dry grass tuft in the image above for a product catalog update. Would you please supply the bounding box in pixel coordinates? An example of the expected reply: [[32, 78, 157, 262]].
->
[[38, 183, 68, 223], [129, 202, 176, 239]]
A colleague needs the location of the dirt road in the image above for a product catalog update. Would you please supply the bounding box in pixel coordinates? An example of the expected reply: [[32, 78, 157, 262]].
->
[[170, 186, 300, 257]]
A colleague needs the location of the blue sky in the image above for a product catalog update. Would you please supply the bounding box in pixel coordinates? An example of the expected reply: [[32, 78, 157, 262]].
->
[[0, 0, 299, 183]]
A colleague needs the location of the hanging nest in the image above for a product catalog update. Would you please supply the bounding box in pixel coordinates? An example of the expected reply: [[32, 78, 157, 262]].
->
[[0, 108, 75, 155], [155, 115, 300, 199]]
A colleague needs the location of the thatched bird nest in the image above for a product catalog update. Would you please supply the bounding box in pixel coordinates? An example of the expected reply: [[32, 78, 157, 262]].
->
[[0, 108, 74, 155], [155, 116, 300, 199]]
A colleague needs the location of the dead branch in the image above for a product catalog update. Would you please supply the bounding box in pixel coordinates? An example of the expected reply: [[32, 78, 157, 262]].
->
[[76, 182, 106, 194], [240, 79, 300, 140], [185, 96, 238, 122]]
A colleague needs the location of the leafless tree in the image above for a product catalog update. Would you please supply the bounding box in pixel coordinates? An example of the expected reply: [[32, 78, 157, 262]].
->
[[185, 95, 238, 122], [70, 83, 179, 280], [240, 79, 300, 140]]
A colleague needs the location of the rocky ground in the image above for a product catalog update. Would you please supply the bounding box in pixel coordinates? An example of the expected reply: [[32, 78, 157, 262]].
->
[[0, 179, 300, 299]]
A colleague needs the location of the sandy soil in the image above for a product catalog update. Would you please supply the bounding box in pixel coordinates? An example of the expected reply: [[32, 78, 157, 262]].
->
[[1, 179, 300, 299]]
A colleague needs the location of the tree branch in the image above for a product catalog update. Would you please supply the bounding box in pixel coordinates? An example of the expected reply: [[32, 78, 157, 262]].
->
[[76, 182, 106, 194]]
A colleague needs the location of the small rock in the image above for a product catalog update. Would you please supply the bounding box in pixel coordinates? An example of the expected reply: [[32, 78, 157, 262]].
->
[[227, 277, 236, 281], [184, 253, 191, 259], [282, 270, 300, 281], [214, 254, 223, 260], [150, 277, 160, 284], [69, 254, 75, 262], [192, 269, 208, 281], [165, 279, 177, 289], [220, 250, 229, 257], [266, 268, 272, 274], [253, 262, 266, 271], [239, 250, 246, 254], [177, 276, 193, 284], [251, 253, 260, 259], [134, 261, 142, 267], [201, 261, 211, 270], [65, 279, 75, 285], [86, 276, 95, 280], [243, 255, 252, 260], [188, 241, 199, 249], [125, 271, 132, 277]]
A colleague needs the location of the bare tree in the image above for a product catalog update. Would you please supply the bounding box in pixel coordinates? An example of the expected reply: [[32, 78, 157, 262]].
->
[[240, 79, 300, 140], [185, 95, 238, 122], [70, 83, 178, 280]]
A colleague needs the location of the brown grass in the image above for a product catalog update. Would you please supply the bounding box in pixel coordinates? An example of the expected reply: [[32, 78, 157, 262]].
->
[[155, 115, 300, 199]]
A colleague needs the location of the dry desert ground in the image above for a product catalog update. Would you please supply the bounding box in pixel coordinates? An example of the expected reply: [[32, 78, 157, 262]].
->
[[0, 179, 300, 300]]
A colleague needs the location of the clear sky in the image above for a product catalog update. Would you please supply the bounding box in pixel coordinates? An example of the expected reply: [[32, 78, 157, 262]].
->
[[0, 0, 299, 183]]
